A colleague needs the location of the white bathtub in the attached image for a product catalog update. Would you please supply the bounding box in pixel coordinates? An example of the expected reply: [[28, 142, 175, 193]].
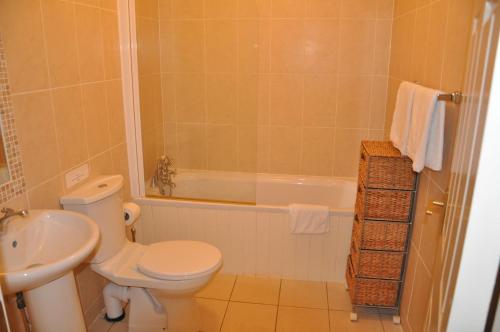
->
[[137, 170, 356, 282]]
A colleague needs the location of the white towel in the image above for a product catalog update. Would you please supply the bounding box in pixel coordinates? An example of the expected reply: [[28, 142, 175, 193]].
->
[[289, 204, 330, 234], [390, 81, 419, 155], [406, 85, 446, 172]]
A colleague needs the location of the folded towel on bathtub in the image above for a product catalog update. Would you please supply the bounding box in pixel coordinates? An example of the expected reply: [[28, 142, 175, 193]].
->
[[289, 204, 330, 234]]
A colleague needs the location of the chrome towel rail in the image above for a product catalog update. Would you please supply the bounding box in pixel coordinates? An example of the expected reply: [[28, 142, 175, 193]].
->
[[437, 91, 463, 104]]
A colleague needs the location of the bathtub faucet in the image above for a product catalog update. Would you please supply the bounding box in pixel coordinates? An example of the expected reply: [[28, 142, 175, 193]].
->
[[151, 155, 176, 196]]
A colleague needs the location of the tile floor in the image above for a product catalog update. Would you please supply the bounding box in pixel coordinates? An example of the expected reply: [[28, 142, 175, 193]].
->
[[89, 274, 403, 332]]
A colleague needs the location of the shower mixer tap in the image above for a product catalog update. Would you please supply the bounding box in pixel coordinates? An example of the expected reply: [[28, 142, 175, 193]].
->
[[151, 155, 176, 196]]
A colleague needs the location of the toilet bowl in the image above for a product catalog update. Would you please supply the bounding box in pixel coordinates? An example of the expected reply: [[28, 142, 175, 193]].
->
[[60, 175, 222, 332]]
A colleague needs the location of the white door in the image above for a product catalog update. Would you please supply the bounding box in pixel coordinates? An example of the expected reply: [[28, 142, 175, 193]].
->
[[427, 0, 500, 331]]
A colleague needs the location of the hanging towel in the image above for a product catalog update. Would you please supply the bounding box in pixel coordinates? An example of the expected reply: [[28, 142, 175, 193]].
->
[[406, 85, 446, 172], [289, 204, 330, 234], [390, 81, 419, 155]]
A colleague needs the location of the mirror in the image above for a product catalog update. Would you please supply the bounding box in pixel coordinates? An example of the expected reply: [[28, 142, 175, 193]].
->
[[0, 33, 25, 203]]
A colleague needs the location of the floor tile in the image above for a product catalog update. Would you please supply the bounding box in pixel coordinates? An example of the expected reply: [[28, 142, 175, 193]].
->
[[327, 282, 352, 311], [231, 276, 281, 305], [279, 279, 328, 309], [165, 298, 228, 332], [329, 310, 384, 332], [276, 306, 330, 332], [88, 314, 112, 332], [379, 314, 403, 332], [196, 273, 236, 300], [221, 302, 277, 332]]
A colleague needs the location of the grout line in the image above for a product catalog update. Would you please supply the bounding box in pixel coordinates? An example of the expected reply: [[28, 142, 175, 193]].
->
[[218, 275, 238, 332], [274, 278, 282, 331]]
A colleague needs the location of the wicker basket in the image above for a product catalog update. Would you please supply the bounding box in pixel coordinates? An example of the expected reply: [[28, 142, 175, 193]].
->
[[358, 141, 417, 190], [350, 239, 405, 280], [352, 214, 409, 251], [356, 184, 414, 222], [346, 257, 400, 307]]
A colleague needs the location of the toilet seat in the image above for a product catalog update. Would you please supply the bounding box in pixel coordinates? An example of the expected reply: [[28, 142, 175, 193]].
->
[[137, 241, 222, 281]]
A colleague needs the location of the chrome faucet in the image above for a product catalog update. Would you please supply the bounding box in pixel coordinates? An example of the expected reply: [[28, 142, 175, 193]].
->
[[151, 155, 176, 196], [0, 207, 28, 233]]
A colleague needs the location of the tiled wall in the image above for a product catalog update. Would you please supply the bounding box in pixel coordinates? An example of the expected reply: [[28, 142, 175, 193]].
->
[[145, 0, 395, 178], [0, 0, 130, 327], [385, 1, 474, 331], [136, 2, 165, 181]]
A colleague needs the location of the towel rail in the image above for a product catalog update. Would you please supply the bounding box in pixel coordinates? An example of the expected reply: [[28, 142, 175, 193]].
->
[[437, 91, 463, 104]]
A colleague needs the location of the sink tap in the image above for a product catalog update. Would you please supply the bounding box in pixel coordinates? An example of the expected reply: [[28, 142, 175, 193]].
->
[[0, 208, 29, 232]]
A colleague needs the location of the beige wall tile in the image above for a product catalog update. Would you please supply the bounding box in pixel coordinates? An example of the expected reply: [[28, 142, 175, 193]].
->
[[269, 126, 301, 174], [175, 73, 205, 123], [0, 0, 49, 93], [377, 0, 395, 19], [273, 0, 306, 18], [238, 74, 269, 125], [301, 127, 334, 176], [75, 4, 105, 82], [172, 0, 203, 19], [82, 82, 110, 156], [373, 20, 393, 75], [394, 0, 417, 17], [27, 176, 64, 209], [110, 143, 131, 200], [238, 20, 270, 73], [206, 20, 238, 72], [11, 92, 60, 188], [238, 0, 271, 18], [161, 73, 176, 122], [270, 74, 303, 126], [159, 0, 172, 19], [159, 19, 173, 73], [136, 0, 158, 19], [207, 74, 237, 124], [101, 10, 121, 80], [172, 20, 204, 72], [389, 12, 416, 80], [139, 74, 163, 131], [303, 74, 337, 127], [205, 0, 238, 18], [306, 0, 340, 18], [163, 122, 178, 161], [333, 128, 369, 177], [410, 6, 431, 84], [339, 19, 376, 75], [238, 126, 258, 172], [370, 76, 389, 130], [271, 19, 305, 73], [304, 19, 339, 73], [106, 79, 126, 146], [90, 151, 114, 177], [336, 75, 372, 128], [177, 123, 206, 169], [52, 86, 89, 171], [206, 125, 237, 171], [136, 17, 161, 75], [340, 0, 378, 19], [41, 0, 80, 87], [408, 260, 432, 332]]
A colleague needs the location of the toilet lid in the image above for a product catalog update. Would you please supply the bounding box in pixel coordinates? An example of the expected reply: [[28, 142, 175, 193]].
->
[[137, 241, 222, 281]]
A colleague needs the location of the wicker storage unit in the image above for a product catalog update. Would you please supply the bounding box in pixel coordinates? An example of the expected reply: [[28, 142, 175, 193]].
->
[[346, 258, 400, 307], [358, 141, 417, 190], [355, 185, 414, 222], [347, 141, 418, 322]]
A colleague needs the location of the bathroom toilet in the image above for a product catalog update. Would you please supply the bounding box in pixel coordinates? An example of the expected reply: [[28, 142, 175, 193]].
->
[[60, 175, 222, 332]]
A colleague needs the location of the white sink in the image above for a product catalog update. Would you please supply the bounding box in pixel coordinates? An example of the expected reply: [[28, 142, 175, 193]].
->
[[0, 209, 99, 295]]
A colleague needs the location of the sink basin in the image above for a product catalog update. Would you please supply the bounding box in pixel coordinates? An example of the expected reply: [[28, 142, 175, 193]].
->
[[0, 209, 99, 295]]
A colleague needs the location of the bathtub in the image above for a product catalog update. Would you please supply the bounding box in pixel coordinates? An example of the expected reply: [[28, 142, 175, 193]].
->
[[136, 170, 356, 282]]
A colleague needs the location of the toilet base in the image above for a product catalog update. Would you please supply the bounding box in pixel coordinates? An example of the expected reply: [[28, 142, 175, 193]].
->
[[128, 288, 167, 332]]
